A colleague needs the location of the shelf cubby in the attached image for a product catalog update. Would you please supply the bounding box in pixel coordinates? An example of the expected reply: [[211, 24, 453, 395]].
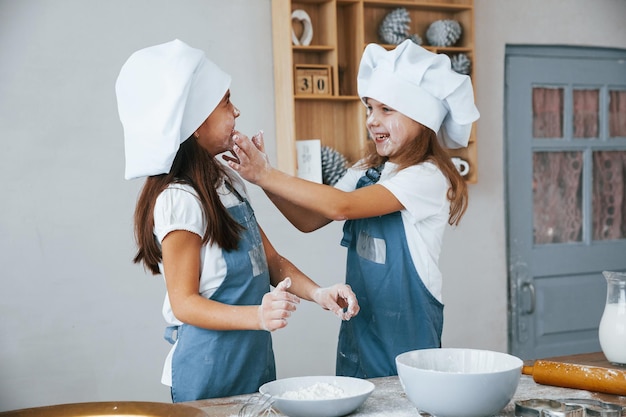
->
[[272, 0, 477, 182]]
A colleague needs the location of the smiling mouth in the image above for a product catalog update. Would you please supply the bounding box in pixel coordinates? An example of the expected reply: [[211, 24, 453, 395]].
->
[[374, 133, 390, 141]]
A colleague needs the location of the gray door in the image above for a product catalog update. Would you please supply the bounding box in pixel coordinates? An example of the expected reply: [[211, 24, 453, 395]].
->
[[505, 45, 626, 360]]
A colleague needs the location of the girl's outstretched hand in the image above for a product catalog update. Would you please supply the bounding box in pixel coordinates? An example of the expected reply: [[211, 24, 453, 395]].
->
[[227, 130, 273, 185], [258, 278, 300, 332], [312, 284, 360, 321]]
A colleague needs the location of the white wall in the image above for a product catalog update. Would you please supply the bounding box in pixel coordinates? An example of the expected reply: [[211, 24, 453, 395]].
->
[[1, 0, 625, 412], [0, 0, 280, 410]]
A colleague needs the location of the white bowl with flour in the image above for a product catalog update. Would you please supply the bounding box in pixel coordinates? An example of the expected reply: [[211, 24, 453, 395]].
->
[[259, 375, 375, 417]]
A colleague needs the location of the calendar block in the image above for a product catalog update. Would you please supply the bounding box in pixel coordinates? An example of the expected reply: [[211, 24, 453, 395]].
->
[[294, 65, 332, 96]]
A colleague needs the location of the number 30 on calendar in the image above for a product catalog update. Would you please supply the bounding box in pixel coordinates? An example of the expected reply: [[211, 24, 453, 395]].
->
[[294, 65, 332, 96]]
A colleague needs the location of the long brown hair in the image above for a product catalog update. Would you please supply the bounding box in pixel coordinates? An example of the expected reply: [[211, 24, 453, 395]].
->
[[357, 127, 468, 226], [133, 137, 243, 274]]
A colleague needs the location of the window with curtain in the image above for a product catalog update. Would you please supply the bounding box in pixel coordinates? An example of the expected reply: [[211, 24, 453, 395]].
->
[[532, 87, 626, 244]]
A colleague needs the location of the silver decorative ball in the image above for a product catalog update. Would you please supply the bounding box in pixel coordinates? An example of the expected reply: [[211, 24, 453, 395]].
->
[[426, 19, 462, 47], [378, 8, 411, 45]]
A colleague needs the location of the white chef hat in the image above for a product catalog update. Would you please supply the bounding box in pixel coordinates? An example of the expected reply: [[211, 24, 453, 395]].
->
[[357, 40, 479, 148], [115, 39, 231, 180]]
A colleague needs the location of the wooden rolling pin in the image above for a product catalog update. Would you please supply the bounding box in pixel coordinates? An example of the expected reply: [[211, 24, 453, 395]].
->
[[522, 359, 626, 396]]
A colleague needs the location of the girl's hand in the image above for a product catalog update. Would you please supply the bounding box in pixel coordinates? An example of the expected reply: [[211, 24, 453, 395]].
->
[[312, 284, 360, 321], [257, 278, 300, 331], [228, 131, 273, 185], [222, 129, 259, 165], [250, 130, 266, 152]]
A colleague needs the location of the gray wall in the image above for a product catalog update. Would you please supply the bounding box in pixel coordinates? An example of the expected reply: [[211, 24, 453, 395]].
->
[[1, 0, 625, 412]]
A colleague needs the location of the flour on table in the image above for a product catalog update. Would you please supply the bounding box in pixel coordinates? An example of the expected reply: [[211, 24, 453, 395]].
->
[[279, 382, 347, 400]]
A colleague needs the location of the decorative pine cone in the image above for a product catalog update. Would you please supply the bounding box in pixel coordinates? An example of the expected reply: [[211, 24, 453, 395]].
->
[[321, 146, 348, 186], [425, 19, 462, 47], [408, 33, 423, 46], [451, 53, 471, 75], [378, 8, 411, 45]]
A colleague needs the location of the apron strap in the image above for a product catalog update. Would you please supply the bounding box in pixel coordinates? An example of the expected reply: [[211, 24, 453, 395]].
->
[[341, 163, 385, 247], [164, 325, 179, 345], [365, 164, 385, 184]]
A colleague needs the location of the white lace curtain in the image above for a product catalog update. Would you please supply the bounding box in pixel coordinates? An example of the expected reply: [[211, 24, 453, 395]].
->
[[532, 87, 626, 244]]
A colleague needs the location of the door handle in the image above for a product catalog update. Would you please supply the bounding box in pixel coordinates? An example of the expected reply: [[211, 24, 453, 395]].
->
[[520, 282, 536, 315]]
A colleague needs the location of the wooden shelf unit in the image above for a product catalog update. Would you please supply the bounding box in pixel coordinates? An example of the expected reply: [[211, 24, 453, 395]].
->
[[271, 0, 477, 182]]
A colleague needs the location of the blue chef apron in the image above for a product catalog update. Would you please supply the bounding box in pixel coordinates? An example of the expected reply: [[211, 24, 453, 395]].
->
[[167, 187, 275, 402], [336, 165, 443, 379]]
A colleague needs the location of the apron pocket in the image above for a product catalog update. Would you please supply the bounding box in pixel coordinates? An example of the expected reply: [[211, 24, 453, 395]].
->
[[356, 230, 386, 264], [248, 244, 268, 277]]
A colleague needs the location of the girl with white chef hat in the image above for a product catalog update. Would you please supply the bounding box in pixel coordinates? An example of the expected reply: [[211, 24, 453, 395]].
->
[[230, 39, 480, 379], [115, 39, 359, 402]]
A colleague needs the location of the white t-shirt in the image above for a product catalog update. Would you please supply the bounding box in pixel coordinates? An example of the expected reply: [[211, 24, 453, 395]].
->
[[152, 171, 248, 386], [334, 161, 449, 302]]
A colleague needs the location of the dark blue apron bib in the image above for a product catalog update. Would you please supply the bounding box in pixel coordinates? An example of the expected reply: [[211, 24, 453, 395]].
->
[[336, 166, 443, 379], [167, 188, 275, 402]]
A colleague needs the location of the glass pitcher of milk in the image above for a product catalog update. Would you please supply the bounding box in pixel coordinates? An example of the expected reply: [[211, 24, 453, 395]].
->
[[599, 271, 626, 365]]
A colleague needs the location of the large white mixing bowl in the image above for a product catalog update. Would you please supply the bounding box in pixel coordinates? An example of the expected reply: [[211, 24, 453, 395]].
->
[[396, 348, 523, 417]]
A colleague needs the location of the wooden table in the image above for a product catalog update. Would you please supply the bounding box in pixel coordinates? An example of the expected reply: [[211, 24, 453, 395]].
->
[[185, 374, 626, 416]]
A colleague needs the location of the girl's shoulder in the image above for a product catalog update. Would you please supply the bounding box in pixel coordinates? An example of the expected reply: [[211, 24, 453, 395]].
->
[[381, 162, 449, 219], [381, 162, 449, 199], [335, 160, 444, 190], [155, 183, 202, 214], [153, 183, 205, 241], [159, 182, 200, 200], [165, 182, 197, 193], [384, 161, 444, 181]]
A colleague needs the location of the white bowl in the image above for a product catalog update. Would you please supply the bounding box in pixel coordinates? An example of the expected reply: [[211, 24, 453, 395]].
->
[[396, 348, 523, 417], [259, 375, 374, 417]]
